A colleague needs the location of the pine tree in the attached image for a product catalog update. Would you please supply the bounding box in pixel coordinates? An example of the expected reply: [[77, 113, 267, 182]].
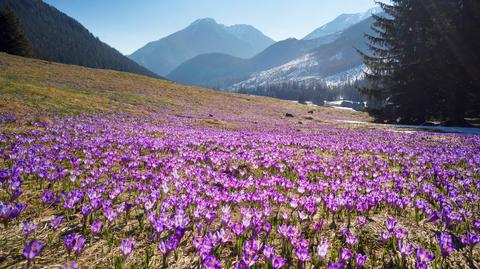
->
[[361, 0, 480, 125], [0, 6, 32, 57]]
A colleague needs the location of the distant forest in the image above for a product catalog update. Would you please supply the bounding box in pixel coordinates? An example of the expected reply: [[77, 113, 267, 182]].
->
[[237, 80, 366, 105], [360, 0, 480, 126], [0, 0, 158, 78]]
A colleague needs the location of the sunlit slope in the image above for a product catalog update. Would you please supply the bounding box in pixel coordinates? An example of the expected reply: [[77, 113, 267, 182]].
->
[[0, 53, 369, 124]]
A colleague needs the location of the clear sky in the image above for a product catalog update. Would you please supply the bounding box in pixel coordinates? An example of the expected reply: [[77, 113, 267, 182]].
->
[[44, 0, 376, 55]]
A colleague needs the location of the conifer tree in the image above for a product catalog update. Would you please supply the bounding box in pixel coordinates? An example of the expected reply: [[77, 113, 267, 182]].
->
[[0, 6, 32, 57], [359, 0, 480, 125]]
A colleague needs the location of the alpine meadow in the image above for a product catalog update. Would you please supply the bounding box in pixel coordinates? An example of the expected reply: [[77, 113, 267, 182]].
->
[[0, 1, 479, 269]]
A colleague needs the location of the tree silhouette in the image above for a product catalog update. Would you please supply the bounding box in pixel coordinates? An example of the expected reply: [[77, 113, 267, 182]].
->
[[0, 6, 32, 57]]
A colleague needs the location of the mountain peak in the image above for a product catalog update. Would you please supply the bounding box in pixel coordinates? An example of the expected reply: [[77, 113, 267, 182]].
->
[[190, 18, 218, 26], [303, 7, 378, 40]]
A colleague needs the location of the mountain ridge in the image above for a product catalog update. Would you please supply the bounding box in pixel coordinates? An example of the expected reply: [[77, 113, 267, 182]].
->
[[303, 7, 381, 40], [129, 18, 274, 76]]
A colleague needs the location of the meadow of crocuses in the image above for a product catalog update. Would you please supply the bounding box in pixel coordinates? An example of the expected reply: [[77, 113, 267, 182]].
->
[[1, 112, 479, 269], [0, 54, 479, 268]]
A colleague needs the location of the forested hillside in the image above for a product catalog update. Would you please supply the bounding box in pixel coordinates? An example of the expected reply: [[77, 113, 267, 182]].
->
[[0, 0, 158, 78]]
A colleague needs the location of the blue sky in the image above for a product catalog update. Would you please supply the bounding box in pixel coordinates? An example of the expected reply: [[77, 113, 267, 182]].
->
[[44, 0, 376, 55]]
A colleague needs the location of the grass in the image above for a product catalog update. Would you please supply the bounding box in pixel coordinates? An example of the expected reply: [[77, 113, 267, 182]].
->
[[0, 53, 370, 126]]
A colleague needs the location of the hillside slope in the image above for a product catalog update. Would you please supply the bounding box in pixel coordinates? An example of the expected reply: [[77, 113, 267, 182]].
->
[[0, 0, 158, 78], [0, 53, 369, 125]]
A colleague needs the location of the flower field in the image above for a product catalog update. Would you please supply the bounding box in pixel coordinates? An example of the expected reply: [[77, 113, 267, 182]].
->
[[1, 54, 479, 268]]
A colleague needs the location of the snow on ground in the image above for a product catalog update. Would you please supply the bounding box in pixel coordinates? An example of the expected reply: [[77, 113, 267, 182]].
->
[[337, 120, 480, 135]]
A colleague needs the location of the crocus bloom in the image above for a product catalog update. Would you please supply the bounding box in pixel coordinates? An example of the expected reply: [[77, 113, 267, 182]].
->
[[328, 261, 344, 269], [395, 228, 407, 240], [385, 218, 397, 232], [437, 232, 454, 258], [64, 234, 76, 255], [295, 247, 311, 262], [23, 221, 37, 237], [416, 247, 435, 268], [340, 247, 352, 262], [64, 233, 85, 256], [73, 234, 85, 256], [61, 260, 79, 269], [120, 238, 135, 257], [316, 239, 330, 260], [461, 231, 480, 246], [50, 215, 63, 231], [263, 245, 274, 260], [272, 256, 286, 269], [398, 240, 414, 257], [91, 219, 103, 234], [357, 216, 367, 227], [158, 241, 168, 255], [203, 255, 222, 269], [355, 253, 367, 268], [23, 240, 45, 261], [346, 232, 358, 246]]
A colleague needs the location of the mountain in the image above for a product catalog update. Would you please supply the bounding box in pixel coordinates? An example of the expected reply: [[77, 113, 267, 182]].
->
[[167, 8, 380, 90], [303, 7, 381, 40], [229, 16, 375, 90], [224, 24, 275, 54], [129, 18, 274, 76], [167, 34, 338, 88], [0, 0, 158, 78]]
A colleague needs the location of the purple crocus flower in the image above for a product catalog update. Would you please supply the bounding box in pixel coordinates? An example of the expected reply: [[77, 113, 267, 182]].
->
[[398, 240, 414, 257], [295, 246, 311, 262], [415, 247, 435, 268], [312, 219, 324, 232], [436, 232, 454, 258], [263, 245, 274, 260], [158, 241, 168, 255], [328, 261, 345, 269], [64, 233, 76, 255], [355, 253, 367, 268], [23, 221, 37, 237], [23, 240, 45, 261], [357, 216, 367, 227], [385, 218, 397, 232], [272, 255, 286, 269], [120, 238, 135, 257], [91, 219, 103, 234], [64, 233, 85, 256], [203, 255, 222, 269], [81, 204, 92, 219], [73, 234, 85, 256], [316, 239, 330, 260], [340, 247, 352, 263], [395, 228, 407, 240], [346, 232, 358, 246], [42, 190, 55, 205], [61, 260, 79, 269], [50, 215, 63, 231], [461, 231, 480, 247]]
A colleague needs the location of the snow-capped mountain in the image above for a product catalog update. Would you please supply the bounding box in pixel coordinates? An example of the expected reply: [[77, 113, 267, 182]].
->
[[229, 16, 374, 91], [228, 53, 321, 90], [303, 7, 382, 40]]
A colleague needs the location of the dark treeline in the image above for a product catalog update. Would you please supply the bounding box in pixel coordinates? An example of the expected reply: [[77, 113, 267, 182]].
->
[[0, 0, 158, 78], [0, 7, 31, 57], [237, 80, 366, 105], [360, 0, 480, 126]]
